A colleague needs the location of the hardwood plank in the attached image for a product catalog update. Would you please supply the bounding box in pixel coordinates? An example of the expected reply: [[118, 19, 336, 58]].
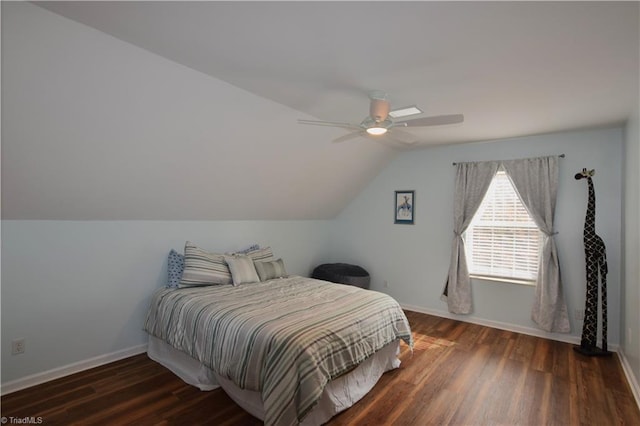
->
[[2, 311, 639, 425]]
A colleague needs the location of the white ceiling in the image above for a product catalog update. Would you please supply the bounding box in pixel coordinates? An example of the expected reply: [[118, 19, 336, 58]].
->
[[3, 1, 638, 221], [36, 1, 639, 147]]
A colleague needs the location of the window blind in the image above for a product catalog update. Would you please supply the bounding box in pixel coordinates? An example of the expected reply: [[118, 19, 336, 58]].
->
[[466, 171, 541, 281]]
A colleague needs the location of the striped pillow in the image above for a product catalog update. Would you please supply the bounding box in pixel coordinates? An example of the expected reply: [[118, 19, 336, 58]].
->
[[179, 242, 232, 287], [245, 246, 275, 262], [225, 255, 260, 285], [254, 258, 288, 281]]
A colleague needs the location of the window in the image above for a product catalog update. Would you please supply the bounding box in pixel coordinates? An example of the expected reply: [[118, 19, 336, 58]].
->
[[465, 170, 541, 283]]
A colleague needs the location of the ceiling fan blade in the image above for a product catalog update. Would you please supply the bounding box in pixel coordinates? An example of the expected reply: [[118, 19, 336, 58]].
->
[[297, 119, 361, 131], [397, 114, 464, 127], [332, 131, 363, 143], [387, 128, 418, 144]]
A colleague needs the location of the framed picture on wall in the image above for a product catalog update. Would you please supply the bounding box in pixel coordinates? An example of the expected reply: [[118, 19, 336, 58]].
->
[[394, 190, 415, 224]]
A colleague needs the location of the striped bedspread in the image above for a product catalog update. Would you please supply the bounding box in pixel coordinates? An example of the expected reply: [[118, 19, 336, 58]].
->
[[144, 275, 413, 426]]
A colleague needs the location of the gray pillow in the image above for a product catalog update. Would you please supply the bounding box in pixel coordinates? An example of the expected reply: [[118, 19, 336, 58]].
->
[[254, 258, 288, 281]]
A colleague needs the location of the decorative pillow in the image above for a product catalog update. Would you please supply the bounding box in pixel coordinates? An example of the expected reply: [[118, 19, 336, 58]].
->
[[225, 255, 260, 285], [167, 249, 184, 288], [245, 246, 275, 262], [254, 258, 288, 281], [179, 241, 232, 287], [235, 244, 260, 255]]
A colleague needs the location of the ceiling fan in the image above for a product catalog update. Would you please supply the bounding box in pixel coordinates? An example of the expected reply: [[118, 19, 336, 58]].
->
[[297, 91, 464, 144]]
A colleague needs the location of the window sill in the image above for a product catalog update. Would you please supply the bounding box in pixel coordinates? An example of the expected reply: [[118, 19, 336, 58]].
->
[[470, 274, 536, 286]]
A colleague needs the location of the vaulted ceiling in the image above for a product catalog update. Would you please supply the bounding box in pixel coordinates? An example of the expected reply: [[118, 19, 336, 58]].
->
[[2, 1, 638, 220]]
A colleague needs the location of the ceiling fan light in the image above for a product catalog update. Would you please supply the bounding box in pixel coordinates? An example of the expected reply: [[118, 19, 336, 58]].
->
[[366, 126, 388, 136]]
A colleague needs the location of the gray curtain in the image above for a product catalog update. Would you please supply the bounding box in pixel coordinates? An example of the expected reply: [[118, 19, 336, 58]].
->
[[442, 161, 500, 314], [502, 156, 570, 332]]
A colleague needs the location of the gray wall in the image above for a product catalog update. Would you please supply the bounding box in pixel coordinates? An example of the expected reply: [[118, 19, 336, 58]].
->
[[329, 127, 624, 344], [1, 220, 332, 383]]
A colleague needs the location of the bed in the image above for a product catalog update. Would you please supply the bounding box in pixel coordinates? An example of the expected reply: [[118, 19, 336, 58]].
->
[[144, 275, 413, 426]]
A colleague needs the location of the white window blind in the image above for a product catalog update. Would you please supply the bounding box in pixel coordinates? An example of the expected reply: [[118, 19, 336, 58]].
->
[[465, 171, 541, 282]]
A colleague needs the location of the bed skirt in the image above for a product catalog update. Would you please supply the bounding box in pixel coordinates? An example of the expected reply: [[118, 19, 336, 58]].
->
[[147, 336, 401, 425]]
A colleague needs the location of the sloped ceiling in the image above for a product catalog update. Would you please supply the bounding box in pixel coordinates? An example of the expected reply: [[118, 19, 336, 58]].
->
[[2, 1, 638, 220]]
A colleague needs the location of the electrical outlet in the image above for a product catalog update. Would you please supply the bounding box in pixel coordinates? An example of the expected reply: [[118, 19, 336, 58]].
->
[[12, 338, 25, 355], [574, 309, 584, 321]]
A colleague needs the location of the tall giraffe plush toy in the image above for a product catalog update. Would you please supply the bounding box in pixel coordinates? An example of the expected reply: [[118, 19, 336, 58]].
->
[[574, 168, 612, 357]]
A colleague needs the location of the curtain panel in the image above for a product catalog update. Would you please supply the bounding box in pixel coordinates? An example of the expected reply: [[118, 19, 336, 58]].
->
[[443, 156, 570, 333], [502, 156, 570, 332], [441, 161, 500, 314]]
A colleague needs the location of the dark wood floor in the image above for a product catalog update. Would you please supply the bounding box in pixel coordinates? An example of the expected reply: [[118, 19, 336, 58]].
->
[[2, 311, 639, 425]]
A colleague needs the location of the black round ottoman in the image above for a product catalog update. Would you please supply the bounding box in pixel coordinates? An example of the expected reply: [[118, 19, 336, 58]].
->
[[312, 263, 370, 289]]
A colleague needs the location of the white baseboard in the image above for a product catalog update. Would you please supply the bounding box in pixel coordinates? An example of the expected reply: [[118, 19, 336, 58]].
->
[[617, 348, 640, 409], [1, 343, 148, 395], [401, 303, 610, 348]]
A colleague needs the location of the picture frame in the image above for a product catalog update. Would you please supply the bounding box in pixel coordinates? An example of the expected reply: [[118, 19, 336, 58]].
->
[[394, 190, 415, 224]]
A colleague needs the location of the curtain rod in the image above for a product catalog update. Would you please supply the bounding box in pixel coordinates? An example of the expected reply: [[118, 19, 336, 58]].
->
[[452, 154, 565, 166]]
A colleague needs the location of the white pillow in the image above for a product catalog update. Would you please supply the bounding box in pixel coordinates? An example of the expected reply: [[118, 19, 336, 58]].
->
[[225, 255, 260, 285]]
